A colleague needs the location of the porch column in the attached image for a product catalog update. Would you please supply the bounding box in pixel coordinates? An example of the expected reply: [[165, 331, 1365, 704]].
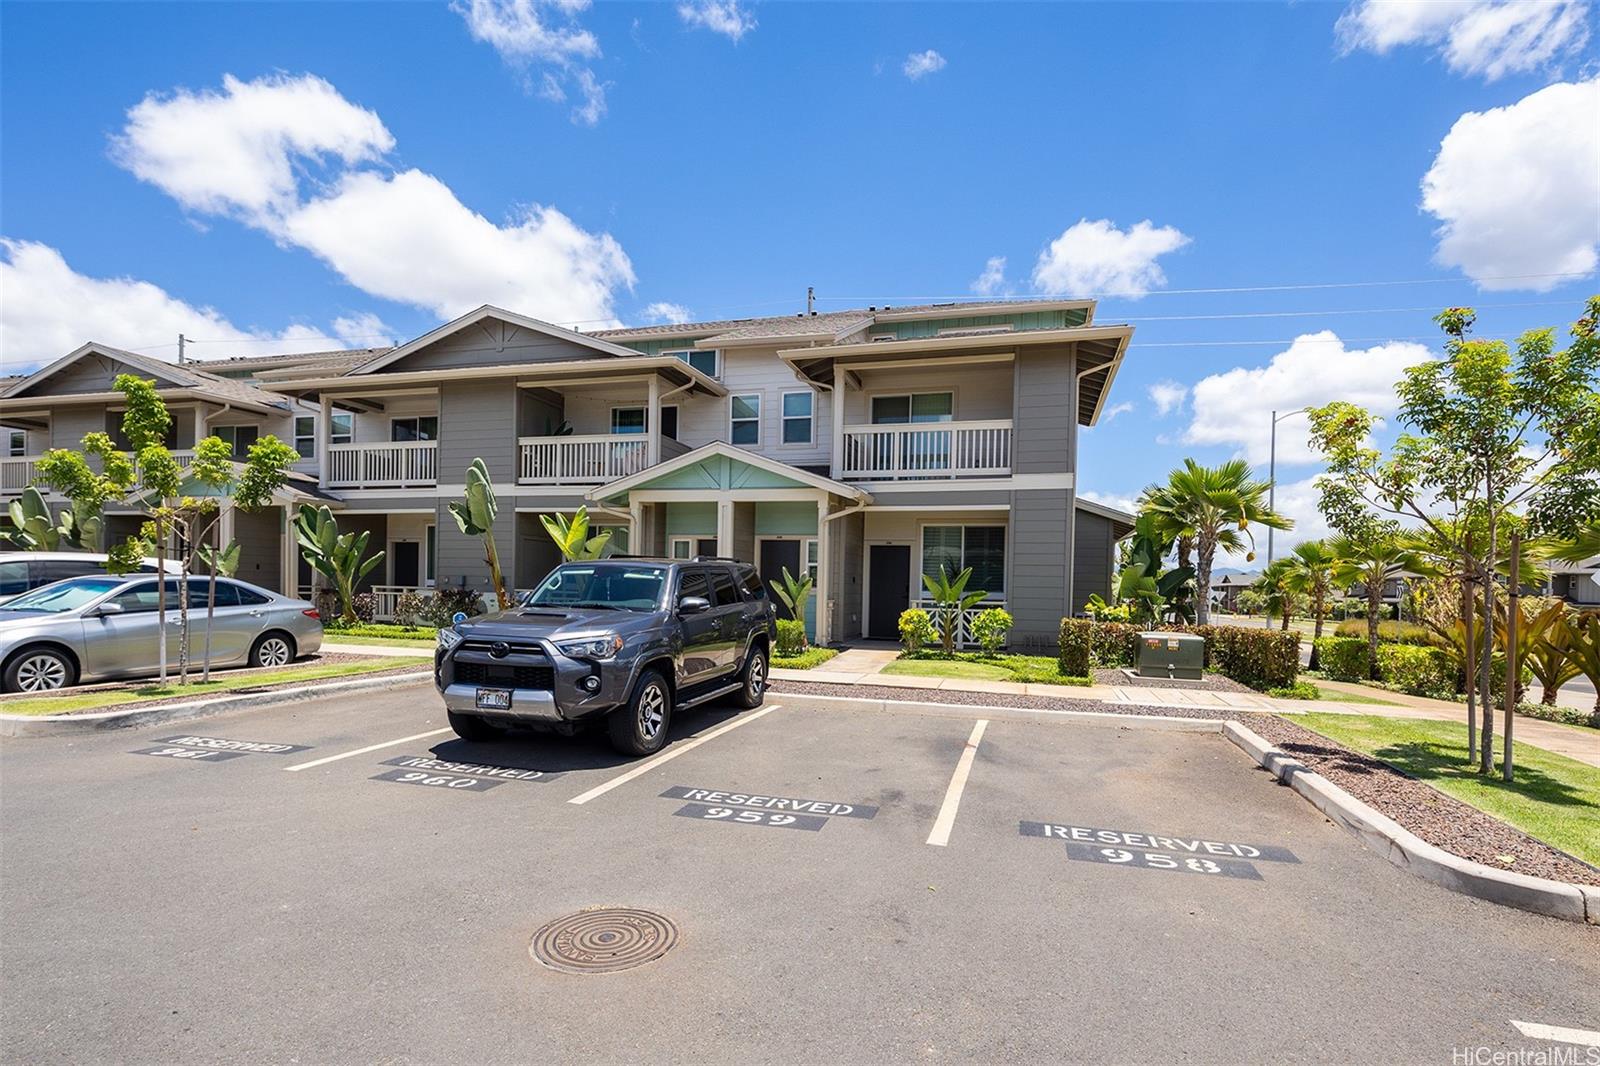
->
[[629, 499, 642, 555], [716, 497, 734, 559], [646, 376, 661, 467], [815, 495, 831, 645], [830, 380, 845, 479], [317, 394, 332, 488]]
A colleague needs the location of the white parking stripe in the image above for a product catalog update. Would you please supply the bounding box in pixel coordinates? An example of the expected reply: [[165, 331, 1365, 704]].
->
[[567, 704, 782, 806], [926, 719, 987, 847], [284, 728, 454, 772], [1512, 1021, 1600, 1047]]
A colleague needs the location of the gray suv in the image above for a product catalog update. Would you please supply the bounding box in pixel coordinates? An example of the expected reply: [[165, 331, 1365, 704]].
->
[[434, 558, 778, 757]]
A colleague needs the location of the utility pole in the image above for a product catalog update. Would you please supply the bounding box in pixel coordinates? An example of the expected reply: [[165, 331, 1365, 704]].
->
[[1266, 407, 1309, 565], [806, 286, 815, 315], [178, 333, 188, 365], [1504, 530, 1521, 782]]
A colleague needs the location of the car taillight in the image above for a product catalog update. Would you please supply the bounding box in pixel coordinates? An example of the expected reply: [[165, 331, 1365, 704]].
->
[[302, 609, 320, 619]]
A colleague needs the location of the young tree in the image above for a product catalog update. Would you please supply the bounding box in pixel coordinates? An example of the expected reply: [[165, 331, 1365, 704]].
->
[[774, 566, 814, 623], [1282, 540, 1337, 667], [1310, 299, 1600, 777], [196, 540, 241, 683], [451, 458, 514, 610], [1328, 528, 1428, 678]]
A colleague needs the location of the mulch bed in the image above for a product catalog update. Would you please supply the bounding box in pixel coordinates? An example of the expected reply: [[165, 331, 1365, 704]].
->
[[770, 680, 1245, 720], [1092, 668, 1253, 693], [1241, 713, 1600, 888]]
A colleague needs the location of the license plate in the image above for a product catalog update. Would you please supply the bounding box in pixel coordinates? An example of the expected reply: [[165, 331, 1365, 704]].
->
[[476, 688, 512, 710]]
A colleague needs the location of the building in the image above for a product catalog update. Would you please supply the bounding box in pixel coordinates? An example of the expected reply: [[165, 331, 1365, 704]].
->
[[1209, 572, 1259, 614], [1549, 557, 1600, 607], [2, 299, 1137, 645]]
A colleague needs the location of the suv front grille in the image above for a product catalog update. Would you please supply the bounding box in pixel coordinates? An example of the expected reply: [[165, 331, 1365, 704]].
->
[[454, 661, 555, 690], [460, 639, 547, 656]]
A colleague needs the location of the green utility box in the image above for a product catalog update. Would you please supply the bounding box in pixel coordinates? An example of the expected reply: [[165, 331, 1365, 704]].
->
[[1136, 631, 1204, 680]]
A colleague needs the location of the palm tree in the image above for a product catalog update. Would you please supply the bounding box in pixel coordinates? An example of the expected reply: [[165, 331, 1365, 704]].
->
[[1254, 558, 1296, 631], [1282, 540, 1337, 668], [1329, 527, 1429, 678], [1549, 522, 1600, 564], [1141, 459, 1291, 625]]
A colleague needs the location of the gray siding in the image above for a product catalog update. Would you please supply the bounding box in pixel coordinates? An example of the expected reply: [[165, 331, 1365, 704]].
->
[[375, 319, 619, 373], [829, 510, 865, 640], [1011, 346, 1076, 475], [1072, 510, 1115, 610], [433, 500, 514, 599], [1008, 488, 1071, 644], [439, 379, 518, 484], [514, 513, 562, 590], [49, 407, 105, 450], [235, 507, 284, 593], [732, 502, 755, 564], [25, 354, 182, 396]]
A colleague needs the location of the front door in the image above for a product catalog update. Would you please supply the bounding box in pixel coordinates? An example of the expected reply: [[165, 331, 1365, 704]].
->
[[868, 545, 911, 640], [758, 540, 803, 622], [392, 542, 420, 587]]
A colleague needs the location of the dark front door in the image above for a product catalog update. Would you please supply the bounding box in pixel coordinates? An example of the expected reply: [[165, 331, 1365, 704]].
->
[[392, 542, 420, 587], [758, 540, 804, 622], [868, 545, 911, 640]]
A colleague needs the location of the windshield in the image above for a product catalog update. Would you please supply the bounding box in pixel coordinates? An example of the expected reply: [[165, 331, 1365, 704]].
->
[[1, 576, 124, 613], [524, 564, 667, 612]]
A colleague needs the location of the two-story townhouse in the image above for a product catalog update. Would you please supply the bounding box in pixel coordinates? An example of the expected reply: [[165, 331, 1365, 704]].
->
[[1, 298, 1136, 646]]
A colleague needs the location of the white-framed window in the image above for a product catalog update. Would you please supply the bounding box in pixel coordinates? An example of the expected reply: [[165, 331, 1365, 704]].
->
[[330, 412, 353, 445], [872, 392, 954, 425], [921, 524, 1005, 596], [213, 425, 259, 460], [665, 349, 719, 377], [670, 537, 693, 560], [781, 390, 814, 445], [611, 407, 647, 435], [6, 429, 24, 457], [391, 416, 437, 442], [730, 394, 760, 445], [293, 416, 316, 459], [804, 538, 819, 583]]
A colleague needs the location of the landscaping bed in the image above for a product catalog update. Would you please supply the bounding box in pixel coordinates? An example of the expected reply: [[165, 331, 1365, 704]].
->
[[1092, 668, 1251, 693], [887, 652, 1092, 686], [322, 623, 438, 643], [771, 648, 839, 670], [1241, 712, 1600, 883]]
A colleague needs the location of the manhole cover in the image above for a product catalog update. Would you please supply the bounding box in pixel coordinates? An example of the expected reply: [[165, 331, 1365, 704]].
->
[[529, 908, 678, 974]]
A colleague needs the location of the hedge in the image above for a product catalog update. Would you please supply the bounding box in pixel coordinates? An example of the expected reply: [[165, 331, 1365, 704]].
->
[[1315, 637, 1371, 681], [1059, 619, 1299, 691], [1375, 643, 1456, 698], [1333, 618, 1436, 646]]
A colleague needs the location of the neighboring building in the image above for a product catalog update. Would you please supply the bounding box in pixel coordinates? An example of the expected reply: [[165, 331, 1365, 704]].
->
[[1, 299, 1137, 645], [1549, 557, 1600, 607], [1209, 572, 1259, 613]]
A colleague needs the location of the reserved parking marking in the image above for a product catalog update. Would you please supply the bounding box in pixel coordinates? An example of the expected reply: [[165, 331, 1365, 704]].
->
[[566, 704, 782, 806], [284, 728, 453, 772], [370, 768, 506, 792], [926, 719, 987, 847], [159, 735, 312, 755], [381, 755, 555, 782], [661, 785, 877, 832], [131, 745, 249, 763], [1511, 1021, 1600, 1047], [673, 802, 827, 831], [1063, 841, 1264, 880], [1020, 822, 1300, 863]]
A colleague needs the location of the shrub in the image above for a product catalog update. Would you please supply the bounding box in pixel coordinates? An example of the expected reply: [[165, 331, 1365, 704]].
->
[[1268, 681, 1321, 700], [970, 608, 1014, 655], [1202, 624, 1299, 691], [1334, 618, 1436, 646], [776, 619, 808, 657], [1089, 621, 1141, 669], [1058, 619, 1093, 677], [394, 591, 426, 628], [1316, 637, 1371, 681], [898, 609, 937, 655], [420, 587, 484, 628], [1376, 643, 1456, 698], [351, 592, 376, 624]]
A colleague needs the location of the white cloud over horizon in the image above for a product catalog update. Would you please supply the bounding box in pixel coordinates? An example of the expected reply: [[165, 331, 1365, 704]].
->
[[903, 50, 948, 79], [112, 72, 635, 328], [641, 301, 692, 325], [678, 0, 756, 41], [970, 256, 1007, 296], [1031, 218, 1191, 298], [1421, 76, 1599, 292], [1148, 380, 1188, 417], [452, 0, 609, 125], [1335, 0, 1591, 81]]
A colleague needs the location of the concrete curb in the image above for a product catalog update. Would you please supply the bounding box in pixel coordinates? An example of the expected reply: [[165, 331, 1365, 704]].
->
[[773, 690, 1227, 732], [0, 671, 434, 738], [1221, 720, 1598, 926]]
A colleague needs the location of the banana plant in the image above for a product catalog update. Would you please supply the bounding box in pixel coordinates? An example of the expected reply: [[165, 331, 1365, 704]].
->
[[540, 505, 612, 562], [451, 458, 513, 610], [294, 505, 385, 624], [921, 565, 988, 655], [774, 565, 813, 623], [196, 539, 241, 682], [3, 487, 59, 550]]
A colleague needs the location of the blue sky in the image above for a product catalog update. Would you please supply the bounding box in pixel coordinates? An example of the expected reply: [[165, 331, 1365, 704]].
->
[[2, 0, 1596, 553]]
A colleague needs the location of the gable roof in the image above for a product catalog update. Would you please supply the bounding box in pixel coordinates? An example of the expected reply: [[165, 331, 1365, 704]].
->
[[587, 440, 870, 503], [2, 342, 292, 413], [590, 299, 1096, 343], [349, 304, 644, 375]]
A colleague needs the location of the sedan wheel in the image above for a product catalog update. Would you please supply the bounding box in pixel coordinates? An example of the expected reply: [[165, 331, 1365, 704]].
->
[[11, 651, 72, 693], [251, 634, 293, 668]]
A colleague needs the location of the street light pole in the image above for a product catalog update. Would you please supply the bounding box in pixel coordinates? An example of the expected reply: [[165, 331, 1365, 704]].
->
[[1266, 407, 1309, 566]]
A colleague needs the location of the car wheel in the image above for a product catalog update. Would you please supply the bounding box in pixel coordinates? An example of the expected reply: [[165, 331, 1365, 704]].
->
[[608, 669, 671, 757], [448, 711, 502, 742], [734, 643, 767, 709], [4, 648, 77, 693], [249, 632, 295, 668]]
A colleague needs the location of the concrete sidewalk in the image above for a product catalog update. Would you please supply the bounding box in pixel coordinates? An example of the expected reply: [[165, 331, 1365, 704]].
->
[[322, 641, 436, 657]]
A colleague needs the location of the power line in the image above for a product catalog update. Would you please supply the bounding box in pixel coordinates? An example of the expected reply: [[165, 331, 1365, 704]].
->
[[1117, 300, 1569, 323]]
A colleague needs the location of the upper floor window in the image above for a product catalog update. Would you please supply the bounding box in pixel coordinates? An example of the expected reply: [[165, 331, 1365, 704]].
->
[[611, 407, 647, 435], [730, 394, 760, 445], [330, 412, 353, 445], [213, 425, 259, 460], [293, 417, 316, 459], [667, 349, 719, 377], [6, 429, 24, 457], [872, 392, 953, 425], [781, 390, 814, 445], [391, 416, 437, 442]]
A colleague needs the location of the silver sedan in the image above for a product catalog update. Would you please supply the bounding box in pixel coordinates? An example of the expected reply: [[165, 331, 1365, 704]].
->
[[0, 574, 324, 693]]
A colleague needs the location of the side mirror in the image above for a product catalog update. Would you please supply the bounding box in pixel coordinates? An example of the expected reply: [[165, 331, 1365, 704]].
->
[[678, 595, 711, 615], [93, 602, 124, 617]]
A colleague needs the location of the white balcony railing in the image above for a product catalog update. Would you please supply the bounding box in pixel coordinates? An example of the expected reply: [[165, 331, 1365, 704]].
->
[[369, 585, 431, 622], [840, 420, 1012, 480], [915, 598, 1007, 649], [327, 441, 438, 488], [3, 450, 197, 494], [518, 434, 649, 485]]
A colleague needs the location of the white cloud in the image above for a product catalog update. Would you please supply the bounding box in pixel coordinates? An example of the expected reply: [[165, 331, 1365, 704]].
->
[[1335, 0, 1590, 81], [568, 68, 609, 126], [1184, 330, 1436, 465], [1079, 489, 1140, 515], [1100, 401, 1135, 422], [642, 301, 692, 325], [1148, 379, 1188, 417], [1031, 218, 1191, 298], [1421, 77, 1600, 291], [903, 50, 947, 79], [970, 255, 1007, 297], [452, 0, 599, 63], [113, 73, 635, 328], [0, 239, 385, 370], [677, 0, 756, 41]]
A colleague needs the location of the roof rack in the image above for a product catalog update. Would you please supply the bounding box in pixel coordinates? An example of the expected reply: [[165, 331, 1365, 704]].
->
[[690, 555, 743, 563]]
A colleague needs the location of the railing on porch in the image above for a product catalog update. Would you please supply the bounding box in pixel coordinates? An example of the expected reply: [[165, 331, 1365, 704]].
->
[[916, 598, 1007, 649], [327, 441, 438, 488], [369, 585, 431, 622], [3, 450, 196, 494], [840, 420, 1012, 480], [517, 434, 650, 485]]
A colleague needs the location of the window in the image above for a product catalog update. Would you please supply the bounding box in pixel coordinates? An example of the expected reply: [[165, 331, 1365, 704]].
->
[[213, 425, 259, 460], [922, 525, 1005, 596], [107, 414, 177, 450], [710, 569, 741, 607], [739, 568, 766, 600], [198, 580, 241, 608], [871, 392, 954, 425], [330, 412, 353, 445], [36, 559, 102, 585], [661, 405, 679, 441], [805, 539, 819, 583], [391, 416, 437, 442], [0, 560, 27, 596], [730, 394, 760, 445], [235, 584, 271, 606], [781, 391, 814, 445], [670, 538, 693, 561], [6, 430, 23, 457], [293, 417, 316, 459], [611, 407, 647, 435], [677, 568, 710, 602], [667, 349, 719, 377], [107, 580, 182, 614]]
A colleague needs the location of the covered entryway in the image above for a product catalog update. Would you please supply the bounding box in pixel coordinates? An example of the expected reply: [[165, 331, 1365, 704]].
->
[[867, 544, 910, 639]]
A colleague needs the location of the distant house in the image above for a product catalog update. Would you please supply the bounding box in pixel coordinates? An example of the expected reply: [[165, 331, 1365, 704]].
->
[[1549, 556, 1600, 607], [1210, 572, 1258, 613]]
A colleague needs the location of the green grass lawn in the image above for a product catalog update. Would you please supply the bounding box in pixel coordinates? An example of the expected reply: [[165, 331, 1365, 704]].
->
[[883, 653, 1092, 687], [323, 623, 438, 643], [1313, 685, 1402, 706], [0, 658, 431, 717], [1294, 713, 1600, 867], [771, 648, 839, 670]]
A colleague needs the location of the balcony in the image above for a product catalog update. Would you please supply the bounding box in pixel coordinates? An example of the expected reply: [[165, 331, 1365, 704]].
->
[[840, 420, 1012, 481], [3, 450, 197, 494], [517, 434, 649, 485], [327, 441, 438, 489]]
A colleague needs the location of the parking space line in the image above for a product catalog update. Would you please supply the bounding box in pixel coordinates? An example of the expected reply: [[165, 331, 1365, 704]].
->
[[926, 719, 987, 848], [283, 728, 454, 772], [1511, 1021, 1600, 1047], [567, 704, 782, 806]]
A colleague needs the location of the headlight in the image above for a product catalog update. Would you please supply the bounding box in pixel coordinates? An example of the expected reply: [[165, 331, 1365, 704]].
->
[[437, 627, 463, 651], [554, 634, 625, 660]]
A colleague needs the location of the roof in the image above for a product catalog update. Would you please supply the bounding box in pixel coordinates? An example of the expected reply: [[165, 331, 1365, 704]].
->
[[349, 304, 642, 375], [590, 299, 1096, 342], [1073, 497, 1137, 539], [191, 348, 390, 374], [2, 342, 294, 413], [587, 440, 870, 503]]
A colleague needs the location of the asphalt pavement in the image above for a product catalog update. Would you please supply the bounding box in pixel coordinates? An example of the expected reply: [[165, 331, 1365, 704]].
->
[[1, 682, 1594, 1063]]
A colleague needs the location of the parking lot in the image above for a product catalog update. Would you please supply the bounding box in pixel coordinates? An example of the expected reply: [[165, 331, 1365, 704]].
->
[[2, 681, 1595, 1064]]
